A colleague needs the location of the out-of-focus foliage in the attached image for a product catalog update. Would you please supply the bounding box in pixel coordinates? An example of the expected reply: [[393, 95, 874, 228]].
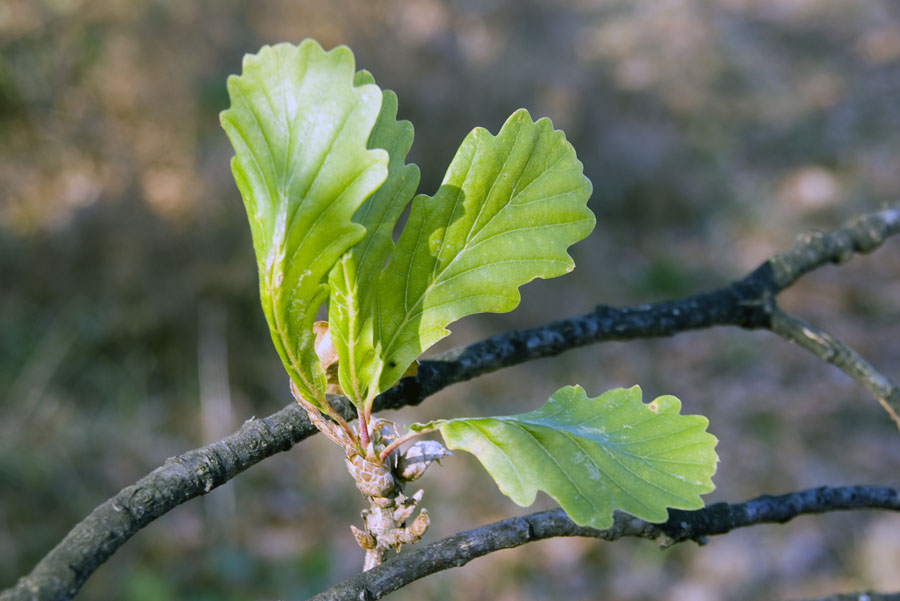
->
[[2, 1, 900, 600]]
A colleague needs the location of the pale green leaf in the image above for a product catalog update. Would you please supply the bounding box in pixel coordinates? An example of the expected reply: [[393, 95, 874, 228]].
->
[[328, 71, 420, 404], [374, 109, 595, 391], [348, 71, 421, 286], [438, 385, 718, 529], [220, 41, 388, 407]]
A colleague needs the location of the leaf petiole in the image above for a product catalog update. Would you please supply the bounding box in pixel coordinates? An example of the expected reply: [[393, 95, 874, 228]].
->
[[329, 407, 358, 445], [362, 363, 383, 423], [357, 406, 371, 450], [378, 426, 437, 462]]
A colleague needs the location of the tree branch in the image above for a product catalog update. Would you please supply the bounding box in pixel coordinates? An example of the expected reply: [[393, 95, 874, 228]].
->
[[3, 208, 898, 601], [0, 407, 320, 601], [766, 208, 900, 290], [379, 207, 900, 413], [803, 593, 900, 601], [771, 309, 900, 424], [308, 486, 900, 601]]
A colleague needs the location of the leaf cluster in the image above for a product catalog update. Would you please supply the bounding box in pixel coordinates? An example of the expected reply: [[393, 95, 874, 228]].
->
[[221, 40, 717, 532]]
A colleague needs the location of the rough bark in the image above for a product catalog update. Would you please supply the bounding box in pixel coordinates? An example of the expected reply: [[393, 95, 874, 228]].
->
[[309, 486, 900, 601]]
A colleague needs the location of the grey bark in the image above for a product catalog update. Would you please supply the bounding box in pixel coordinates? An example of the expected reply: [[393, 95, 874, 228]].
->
[[309, 486, 900, 601]]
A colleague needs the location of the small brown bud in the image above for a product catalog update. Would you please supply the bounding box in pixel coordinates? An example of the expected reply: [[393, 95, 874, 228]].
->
[[409, 509, 430, 539], [351, 525, 376, 550], [393, 491, 421, 523], [397, 440, 451, 482]]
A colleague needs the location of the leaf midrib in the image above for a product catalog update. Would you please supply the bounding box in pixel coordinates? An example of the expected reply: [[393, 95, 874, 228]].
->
[[496, 416, 704, 506]]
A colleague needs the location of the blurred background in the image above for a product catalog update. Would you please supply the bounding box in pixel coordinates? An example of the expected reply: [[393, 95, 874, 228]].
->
[[1, 1, 899, 599]]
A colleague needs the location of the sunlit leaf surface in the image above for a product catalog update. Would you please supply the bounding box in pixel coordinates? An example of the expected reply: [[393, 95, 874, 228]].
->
[[221, 41, 388, 406], [374, 110, 595, 391], [438, 385, 718, 529], [328, 71, 420, 405]]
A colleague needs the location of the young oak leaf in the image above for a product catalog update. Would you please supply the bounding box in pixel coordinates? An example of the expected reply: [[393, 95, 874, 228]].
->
[[327, 71, 421, 405], [373, 109, 596, 392], [425, 385, 718, 530], [220, 41, 388, 408]]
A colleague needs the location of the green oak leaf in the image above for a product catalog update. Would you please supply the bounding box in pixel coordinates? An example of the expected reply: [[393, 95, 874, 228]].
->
[[373, 109, 596, 392], [435, 385, 718, 529], [220, 41, 388, 408], [327, 71, 420, 405]]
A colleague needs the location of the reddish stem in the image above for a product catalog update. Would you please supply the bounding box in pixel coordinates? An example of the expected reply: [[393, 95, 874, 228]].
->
[[325, 404, 357, 443], [378, 428, 431, 462], [357, 406, 371, 450]]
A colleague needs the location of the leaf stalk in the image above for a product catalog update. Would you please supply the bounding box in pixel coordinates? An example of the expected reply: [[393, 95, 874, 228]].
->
[[357, 406, 371, 449], [378, 427, 434, 462]]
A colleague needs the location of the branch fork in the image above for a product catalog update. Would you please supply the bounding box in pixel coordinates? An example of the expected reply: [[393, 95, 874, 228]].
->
[[5, 207, 899, 601]]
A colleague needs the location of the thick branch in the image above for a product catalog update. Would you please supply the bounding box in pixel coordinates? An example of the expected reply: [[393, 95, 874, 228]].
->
[[3, 208, 898, 601], [0, 407, 321, 601], [378, 207, 900, 411], [309, 486, 900, 601]]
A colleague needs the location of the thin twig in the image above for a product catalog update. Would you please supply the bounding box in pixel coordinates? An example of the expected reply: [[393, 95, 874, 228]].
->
[[771, 309, 900, 426], [307, 486, 900, 601], [3, 208, 898, 601], [801, 593, 900, 601], [766, 208, 900, 291]]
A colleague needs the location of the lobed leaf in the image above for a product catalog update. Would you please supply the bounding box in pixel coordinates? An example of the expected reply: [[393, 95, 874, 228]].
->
[[437, 385, 718, 529], [373, 109, 596, 392], [327, 71, 420, 405], [220, 41, 388, 407]]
